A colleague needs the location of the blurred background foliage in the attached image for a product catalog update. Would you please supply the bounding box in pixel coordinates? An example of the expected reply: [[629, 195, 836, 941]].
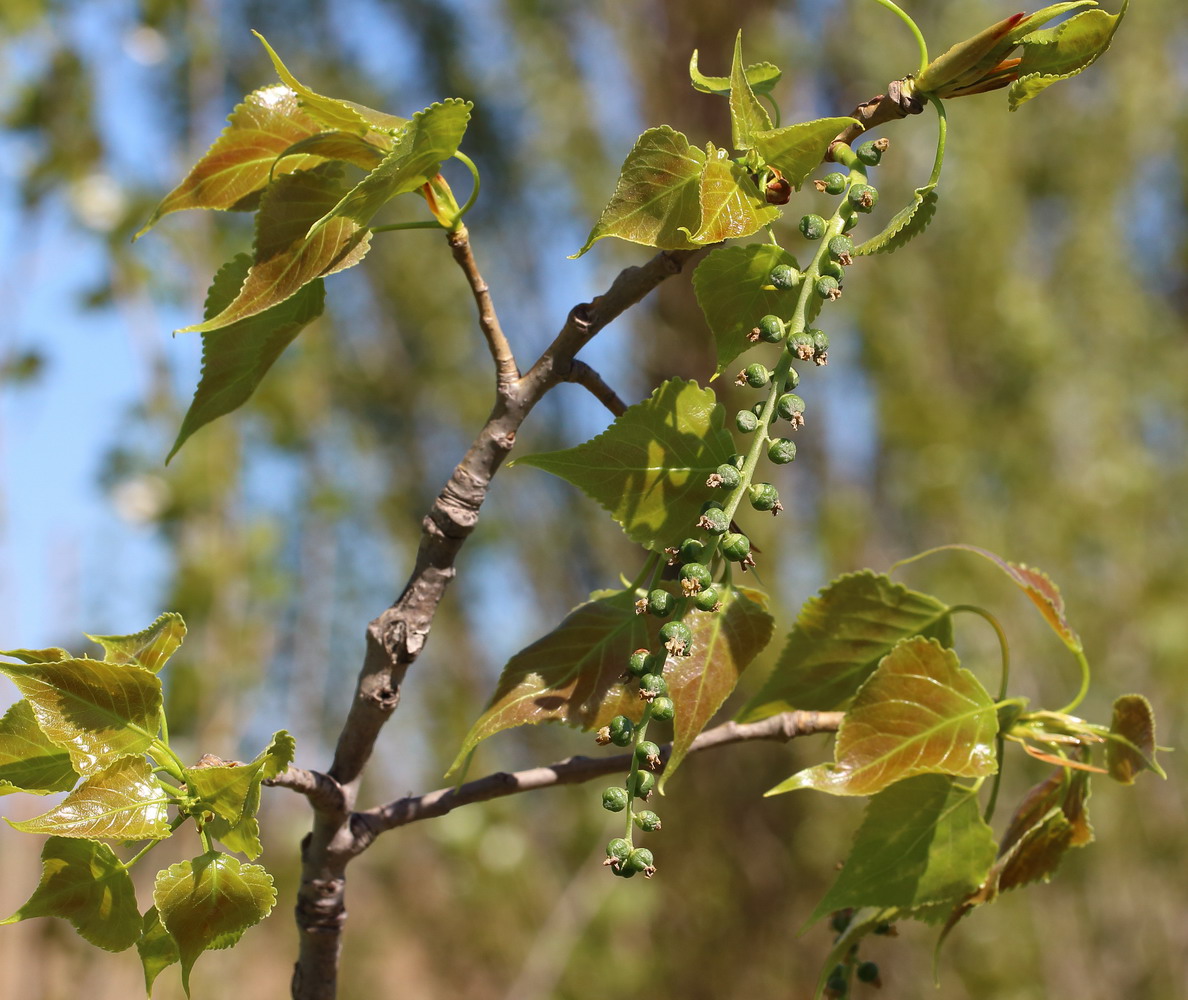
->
[[0, 0, 1185, 998]]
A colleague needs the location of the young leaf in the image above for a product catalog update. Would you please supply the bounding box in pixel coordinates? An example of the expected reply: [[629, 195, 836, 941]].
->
[[681, 144, 780, 244], [179, 165, 370, 334], [914, 12, 1030, 95], [766, 637, 997, 797], [728, 32, 772, 150], [154, 853, 276, 995], [571, 126, 706, 257], [85, 611, 186, 674], [0, 647, 70, 663], [253, 31, 407, 136], [513, 378, 735, 552], [1105, 694, 1162, 783], [1008, 1, 1129, 110], [184, 730, 295, 830], [854, 186, 938, 256], [0, 698, 77, 795], [134, 85, 328, 238], [809, 775, 996, 922], [8, 755, 171, 840], [738, 571, 952, 721], [272, 130, 388, 172], [0, 658, 162, 776], [750, 117, 859, 190], [137, 907, 180, 995], [1, 837, 141, 952], [306, 99, 473, 235], [167, 254, 325, 461], [689, 48, 781, 96], [693, 243, 799, 376], [197, 733, 295, 859], [659, 586, 773, 791]]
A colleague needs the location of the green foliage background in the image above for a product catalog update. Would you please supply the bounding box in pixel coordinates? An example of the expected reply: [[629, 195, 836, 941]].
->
[[1, 1, 1184, 997]]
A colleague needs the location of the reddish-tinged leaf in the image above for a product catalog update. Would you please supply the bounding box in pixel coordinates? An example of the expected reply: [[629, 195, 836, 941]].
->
[[915, 12, 1028, 93], [1019, 743, 1106, 772], [1001, 767, 1093, 854], [1106, 694, 1162, 783], [85, 611, 186, 674], [766, 637, 997, 797], [681, 145, 779, 244]]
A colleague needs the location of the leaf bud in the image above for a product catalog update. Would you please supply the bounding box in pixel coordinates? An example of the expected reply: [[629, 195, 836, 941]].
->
[[768, 265, 801, 291], [633, 810, 662, 832], [757, 314, 785, 342], [720, 531, 751, 561], [602, 785, 630, 812], [649, 696, 675, 721], [735, 409, 759, 433], [768, 437, 797, 464], [847, 183, 879, 213]]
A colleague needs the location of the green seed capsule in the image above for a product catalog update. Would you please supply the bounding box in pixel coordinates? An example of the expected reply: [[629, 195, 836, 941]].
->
[[768, 265, 801, 290], [699, 506, 729, 534], [639, 673, 670, 699], [608, 715, 635, 746], [828, 235, 854, 261], [776, 393, 806, 421], [602, 785, 630, 812], [700, 499, 724, 513], [856, 962, 880, 984], [783, 368, 800, 391], [693, 585, 721, 612], [848, 183, 878, 212], [628, 648, 660, 678], [745, 363, 771, 388], [830, 909, 853, 933], [819, 258, 844, 280], [633, 810, 662, 832], [757, 314, 785, 342], [768, 438, 797, 464], [678, 537, 706, 563], [727, 452, 746, 470], [647, 588, 675, 618], [812, 329, 830, 354], [629, 770, 656, 799], [799, 214, 827, 240], [659, 621, 693, 655], [815, 276, 840, 300], [821, 171, 847, 195], [710, 463, 741, 489], [720, 531, 751, 561], [789, 332, 815, 360], [612, 864, 637, 878], [749, 482, 781, 511], [842, 213, 859, 233], [857, 139, 883, 165], [606, 837, 632, 862], [624, 847, 655, 873], [649, 696, 675, 721], [635, 740, 661, 769], [679, 562, 713, 594], [735, 409, 759, 433]]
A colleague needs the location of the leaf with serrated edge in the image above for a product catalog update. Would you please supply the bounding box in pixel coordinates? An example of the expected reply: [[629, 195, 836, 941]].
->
[[1, 837, 141, 952], [689, 48, 781, 96], [513, 379, 735, 553], [0, 658, 162, 776], [659, 587, 772, 791], [1008, 1, 1127, 110], [254, 32, 407, 136], [855, 187, 938, 256], [307, 99, 472, 235], [185, 730, 295, 827], [750, 117, 859, 190], [694, 244, 800, 376], [1, 647, 70, 663], [85, 612, 186, 674], [572, 126, 706, 256], [767, 637, 997, 797], [154, 853, 276, 995], [0, 698, 77, 794], [810, 775, 996, 922], [138, 907, 180, 995], [273, 130, 387, 172], [135, 85, 329, 238], [1106, 694, 1162, 783], [738, 571, 952, 721], [179, 165, 370, 334], [682, 145, 779, 244], [728, 33, 771, 150], [9, 756, 171, 840], [168, 254, 325, 461]]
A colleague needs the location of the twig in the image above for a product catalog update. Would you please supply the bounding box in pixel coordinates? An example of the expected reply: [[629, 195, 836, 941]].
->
[[565, 360, 628, 416], [828, 78, 926, 157], [448, 225, 520, 387]]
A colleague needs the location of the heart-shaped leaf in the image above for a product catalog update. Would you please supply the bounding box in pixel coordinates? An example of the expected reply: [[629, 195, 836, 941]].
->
[[750, 117, 859, 190], [0, 657, 162, 776], [168, 253, 325, 461], [8, 755, 171, 840], [689, 48, 781, 96], [0, 698, 77, 795], [738, 571, 952, 721], [513, 378, 735, 552], [728, 32, 772, 150], [693, 244, 800, 376], [571, 126, 706, 256], [810, 775, 997, 922], [767, 637, 997, 797], [85, 612, 186, 674], [154, 853, 276, 995], [1, 837, 141, 952], [681, 144, 780, 244], [1105, 694, 1162, 783]]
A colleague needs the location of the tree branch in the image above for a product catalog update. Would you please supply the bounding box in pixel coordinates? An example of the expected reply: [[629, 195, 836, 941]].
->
[[828, 78, 926, 158], [565, 360, 628, 416], [448, 224, 520, 387]]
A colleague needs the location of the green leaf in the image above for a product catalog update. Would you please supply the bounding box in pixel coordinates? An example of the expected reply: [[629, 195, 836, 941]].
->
[[1106, 694, 1163, 783], [689, 48, 781, 96], [659, 586, 773, 791], [253, 31, 407, 136], [168, 254, 325, 461], [854, 187, 938, 256], [680, 144, 780, 244], [513, 378, 735, 552], [85, 612, 186, 674], [179, 165, 370, 334], [134, 85, 329, 238], [693, 244, 800, 376], [728, 32, 771, 150], [0, 647, 70, 663], [137, 907, 180, 995], [154, 853, 276, 995], [1008, 1, 1128, 110], [571, 126, 706, 257], [0, 658, 162, 775], [307, 99, 472, 235], [738, 571, 952, 721], [810, 775, 996, 922], [272, 130, 388, 172], [766, 637, 997, 797], [0, 698, 77, 795], [750, 117, 859, 190], [1, 837, 141, 952], [8, 755, 171, 840]]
